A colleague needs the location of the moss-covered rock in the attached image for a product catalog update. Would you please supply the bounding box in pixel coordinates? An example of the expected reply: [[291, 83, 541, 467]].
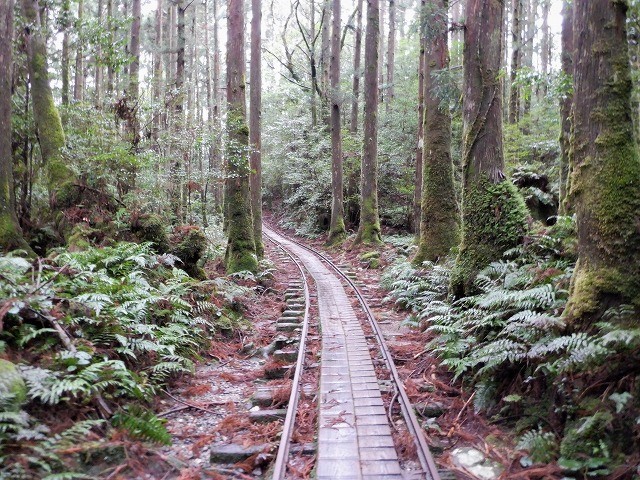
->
[[0, 359, 27, 411], [171, 226, 208, 279], [560, 411, 613, 465], [131, 214, 169, 253], [67, 223, 96, 251], [360, 250, 381, 269], [451, 177, 529, 297]]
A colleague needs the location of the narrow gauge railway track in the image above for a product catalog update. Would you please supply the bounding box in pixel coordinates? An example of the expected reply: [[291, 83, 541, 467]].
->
[[264, 226, 441, 480]]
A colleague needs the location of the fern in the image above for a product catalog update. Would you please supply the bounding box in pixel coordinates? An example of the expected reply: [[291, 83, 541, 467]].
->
[[517, 428, 558, 463], [111, 406, 171, 445]]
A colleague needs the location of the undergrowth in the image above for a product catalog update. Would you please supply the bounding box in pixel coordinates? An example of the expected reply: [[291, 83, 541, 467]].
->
[[383, 217, 640, 477], [0, 242, 250, 479]]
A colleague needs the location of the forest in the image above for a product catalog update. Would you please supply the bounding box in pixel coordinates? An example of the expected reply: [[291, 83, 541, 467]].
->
[[1, 0, 640, 478]]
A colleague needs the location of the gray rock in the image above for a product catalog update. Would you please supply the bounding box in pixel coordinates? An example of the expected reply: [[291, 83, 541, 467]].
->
[[249, 408, 287, 423], [415, 401, 446, 418], [210, 443, 272, 463], [450, 447, 504, 480]]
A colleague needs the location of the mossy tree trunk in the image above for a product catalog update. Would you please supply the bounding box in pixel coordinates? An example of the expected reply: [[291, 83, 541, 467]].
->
[[327, 0, 346, 244], [73, 0, 84, 102], [21, 0, 75, 209], [355, 0, 382, 245], [558, 0, 573, 214], [127, 0, 141, 149], [451, 0, 528, 297], [564, 0, 640, 321], [224, 0, 258, 274], [250, 0, 264, 258], [414, 0, 458, 264], [0, 0, 31, 252]]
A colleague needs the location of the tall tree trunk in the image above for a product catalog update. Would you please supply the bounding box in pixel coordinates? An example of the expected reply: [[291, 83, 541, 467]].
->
[[508, 0, 522, 124], [558, 0, 572, 214], [309, 0, 318, 128], [413, 0, 426, 234], [522, 0, 535, 117], [451, 0, 528, 297], [21, 0, 74, 209], [0, 0, 30, 251], [176, 1, 185, 114], [320, 0, 331, 127], [378, 0, 384, 103], [327, 0, 345, 243], [128, 0, 141, 148], [153, 0, 163, 146], [350, 0, 363, 133], [250, 0, 263, 257], [94, 0, 103, 108], [415, 0, 458, 263], [225, 0, 258, 273], [385, 0, 395, 112], [107, 0, 114, 95], [212, 0, 222, 207], [564, 0, 640, 322], [539, 0, 549, 96], [73, 0, 84, 102], [61, 0, 70, 106], [355, 0, 381, 244]]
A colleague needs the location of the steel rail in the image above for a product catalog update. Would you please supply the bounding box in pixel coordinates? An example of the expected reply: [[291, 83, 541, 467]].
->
[[264, 229, 312, 480], [265, 225, 441, 480]]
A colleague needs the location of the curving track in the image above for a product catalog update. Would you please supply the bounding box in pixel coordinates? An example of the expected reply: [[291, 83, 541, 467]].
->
[[264, 226, 441, 480]]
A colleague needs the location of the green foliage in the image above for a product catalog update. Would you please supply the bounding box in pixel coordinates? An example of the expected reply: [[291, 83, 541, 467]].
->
[[111, 406, 171, 445], [383, 219, 640, 473], [0, 242, 248, 475]]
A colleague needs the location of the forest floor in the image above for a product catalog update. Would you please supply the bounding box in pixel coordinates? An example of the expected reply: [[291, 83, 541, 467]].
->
[[131, 225, 552, 480]]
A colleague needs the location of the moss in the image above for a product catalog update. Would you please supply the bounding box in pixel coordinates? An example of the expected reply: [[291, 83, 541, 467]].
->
[[560, 411, 613, 462], [131, 214, 169, 253], [355, 191, 382, 245], [360, 250, 381, 269], [0, 214, 32, 254], [564, 27, 640, 322], [327, 216, 347, 246], [451, 176, 528, 296], [172, 226, 208, 279], [224, 182, 258, 274], [0, 359, 27, 412], [414, 161, 459, 265], [67, 223, 95, 251]]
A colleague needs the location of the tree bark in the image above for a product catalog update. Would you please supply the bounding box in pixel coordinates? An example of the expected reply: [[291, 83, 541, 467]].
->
[[320, 0, 331, 126], [415, 0, 458, 263], [508, 0, 522, 124], [564, 0, 640, 321], [413, 0, 426, 234], [539, 0, 550, 96], [558, 0, 572, 214], [225, 0, 258, 273], [61, 0, 70, 106], [522, 0, 535, 117], [107, 0, 114, 94], [327, 0, 345, 243], [73, 0, 84, 102], [378, 0, 384, 103], [355, 0, 381, 245], [350, 0, 363, 133], [21, 0, 74, 208], [385, 0, 395, 112], [94, 0, 104, 108], [451, 0, 528, 296], [128, 0, 141, 148], [250, 0, 263, 257], [0, 0, 30, 251], [153, 0, 163, 145]]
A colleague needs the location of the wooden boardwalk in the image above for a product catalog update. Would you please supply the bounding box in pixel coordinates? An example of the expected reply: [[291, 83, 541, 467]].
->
[[267, 230, 402, 479]]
